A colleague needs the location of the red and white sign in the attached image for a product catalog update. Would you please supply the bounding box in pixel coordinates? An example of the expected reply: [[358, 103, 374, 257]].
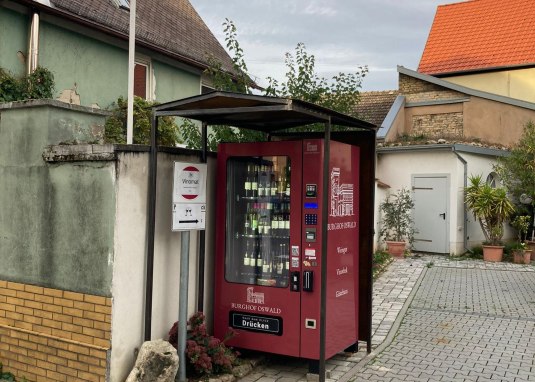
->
[[172, 162, 207, 231]]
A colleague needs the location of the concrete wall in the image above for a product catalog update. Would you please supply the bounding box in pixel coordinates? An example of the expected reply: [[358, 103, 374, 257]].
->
[[444, 68, 535, 104], [0, 101, 115, 296], [110, 150, 217, 382]]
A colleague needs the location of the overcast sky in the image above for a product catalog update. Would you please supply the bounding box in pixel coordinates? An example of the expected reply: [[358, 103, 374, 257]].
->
[[189, 0, 449, 91]]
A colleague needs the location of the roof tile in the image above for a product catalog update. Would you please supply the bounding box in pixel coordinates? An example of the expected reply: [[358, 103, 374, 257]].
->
[[50, 0, 234, 72], [418, 0, 535, 74]]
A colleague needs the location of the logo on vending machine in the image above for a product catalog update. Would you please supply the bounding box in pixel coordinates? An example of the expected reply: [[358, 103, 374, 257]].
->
[[330, 167, 354, 217], [246, 287, 265, 304]]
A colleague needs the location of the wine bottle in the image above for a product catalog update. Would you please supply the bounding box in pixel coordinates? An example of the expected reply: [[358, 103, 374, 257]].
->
[[284, 203, 290, 237], [285, 163, 291, 196], [245, 164, 253, 197], [251, 203, 259, 235], [243, 241, 251, 266], [257, 241, 264, 268], [252, 165, 259, 198], [277, 245, 283, 275], [270, 173, 277, 197], [243, 209, 251, 236], [258, 165, 265, 197], [283, 244, 290, 270], [250, 240, 257, 267]]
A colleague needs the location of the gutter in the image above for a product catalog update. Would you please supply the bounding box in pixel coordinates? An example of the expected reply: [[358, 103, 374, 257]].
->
[[27, 10, 39, 74], [452, 148, 469, 253]]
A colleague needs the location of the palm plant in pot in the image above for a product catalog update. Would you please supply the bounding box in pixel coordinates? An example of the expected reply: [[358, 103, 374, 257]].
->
[[379, 188, 416, 257], [465, 175, 515, 262], [511, 215, 531, 264]]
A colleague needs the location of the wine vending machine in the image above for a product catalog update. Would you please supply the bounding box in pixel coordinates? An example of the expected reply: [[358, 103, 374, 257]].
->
[[214, 139, 361, 362]]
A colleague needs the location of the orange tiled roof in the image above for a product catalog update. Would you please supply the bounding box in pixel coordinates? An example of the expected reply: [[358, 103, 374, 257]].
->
[[418, 0, 535, 75]]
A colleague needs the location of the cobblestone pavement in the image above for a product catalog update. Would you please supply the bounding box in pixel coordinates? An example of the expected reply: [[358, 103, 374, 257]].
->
[[354, 261, 535, 381], [237, 255, 535, 382]]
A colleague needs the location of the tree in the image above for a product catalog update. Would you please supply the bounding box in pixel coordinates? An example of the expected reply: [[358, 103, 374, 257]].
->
[[265, 42, 367, 117], [181, 19, 368, 149], [494, 120, 535, 238]]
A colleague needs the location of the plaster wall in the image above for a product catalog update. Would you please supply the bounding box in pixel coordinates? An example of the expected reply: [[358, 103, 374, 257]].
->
[[1, 4, 202, 108], [376, 150, 463, 254], [444, 68, 535, 104], [0, 7, 28, 76], [111, 151, 217, 382], [463, 97, 535, 146], [0, 102, 115, 295]]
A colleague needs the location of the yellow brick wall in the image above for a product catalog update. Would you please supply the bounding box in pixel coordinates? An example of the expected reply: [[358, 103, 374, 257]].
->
[[0, 280, 111, 382]]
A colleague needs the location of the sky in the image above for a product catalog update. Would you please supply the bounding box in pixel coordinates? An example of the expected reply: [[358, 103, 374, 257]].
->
[[189, 0, 450, 91]]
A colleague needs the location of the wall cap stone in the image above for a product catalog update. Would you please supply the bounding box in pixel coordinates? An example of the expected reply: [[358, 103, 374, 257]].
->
[[43, 144, 116, 162], [0, 99, 111, 116]]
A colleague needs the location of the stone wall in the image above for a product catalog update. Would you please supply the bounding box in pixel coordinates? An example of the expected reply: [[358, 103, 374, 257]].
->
[[399, 73, 466, 102], [411, 112, 464, 138], [0, 280, 110, 381]]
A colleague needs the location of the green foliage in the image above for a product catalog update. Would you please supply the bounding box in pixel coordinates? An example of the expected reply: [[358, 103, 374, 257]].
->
[[0, 67, 54, 102], [379, 188, 416, 245], [512, 215, 530, 243], [465, 174, 515, 245], [372, 250, 392, 278], [0, 362, 27, 382], [181, 19, 367, 148], [168, 312, 239, 377], [265, 42, 367, 118], [104, 96, 180, 145], [495, 121, 535, 205]]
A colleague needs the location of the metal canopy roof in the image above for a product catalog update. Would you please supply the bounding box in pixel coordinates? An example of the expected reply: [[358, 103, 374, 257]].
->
[[153, 91, 376, 131]]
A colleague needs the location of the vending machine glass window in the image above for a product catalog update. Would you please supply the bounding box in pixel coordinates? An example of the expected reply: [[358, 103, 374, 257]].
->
[[226, 156, 291, 288]]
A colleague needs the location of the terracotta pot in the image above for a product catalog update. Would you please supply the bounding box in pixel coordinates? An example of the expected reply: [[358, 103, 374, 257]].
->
[[482, 245, 504, 262], [513, 250, 531, 264], [526, 241, 535, 260], [386, 241, 406, 257]]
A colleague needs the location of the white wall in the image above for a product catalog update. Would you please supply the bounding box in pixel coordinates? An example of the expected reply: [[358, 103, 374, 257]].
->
[[376, 147, 509, 255], [110, 151, 216, 382]]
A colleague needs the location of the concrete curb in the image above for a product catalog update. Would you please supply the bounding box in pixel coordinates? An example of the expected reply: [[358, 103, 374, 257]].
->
[[337, 265, 429, 382]]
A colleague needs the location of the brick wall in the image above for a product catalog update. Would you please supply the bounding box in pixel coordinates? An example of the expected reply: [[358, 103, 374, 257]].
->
[[412, 112, 464, 138], [0, 280, 111, 382]]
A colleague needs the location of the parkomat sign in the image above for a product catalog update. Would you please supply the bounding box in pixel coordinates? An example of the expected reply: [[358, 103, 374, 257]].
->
[[172, 162, 207, 231]]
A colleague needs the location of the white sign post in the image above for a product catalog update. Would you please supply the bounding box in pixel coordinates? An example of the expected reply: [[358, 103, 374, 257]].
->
[[172, 162, 207, 231]]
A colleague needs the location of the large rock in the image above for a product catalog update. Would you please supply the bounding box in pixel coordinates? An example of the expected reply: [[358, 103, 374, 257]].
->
[[125, 340, 179, 382]]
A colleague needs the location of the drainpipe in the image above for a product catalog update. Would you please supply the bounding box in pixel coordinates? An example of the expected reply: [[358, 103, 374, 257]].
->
[[27, 11, 40, 74], [452, 147, 469, 253]]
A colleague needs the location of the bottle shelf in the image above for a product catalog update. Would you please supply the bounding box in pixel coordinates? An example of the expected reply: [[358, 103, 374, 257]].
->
[[238, 195, 290, 202]]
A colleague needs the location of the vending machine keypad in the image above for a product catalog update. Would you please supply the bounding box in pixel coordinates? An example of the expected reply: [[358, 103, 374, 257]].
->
[[305, 214, 317, 225]]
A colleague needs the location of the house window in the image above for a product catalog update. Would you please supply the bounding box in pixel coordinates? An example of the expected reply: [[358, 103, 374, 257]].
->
[[111, 0, 130, 10], [486, 172, 500, 188], [134, 56, 153, 101]]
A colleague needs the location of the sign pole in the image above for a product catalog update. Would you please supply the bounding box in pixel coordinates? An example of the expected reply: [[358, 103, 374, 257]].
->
[[177, 231, 190, 382]]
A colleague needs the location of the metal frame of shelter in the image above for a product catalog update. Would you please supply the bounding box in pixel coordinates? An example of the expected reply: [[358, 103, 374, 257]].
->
[[148, 91, 377, 381]]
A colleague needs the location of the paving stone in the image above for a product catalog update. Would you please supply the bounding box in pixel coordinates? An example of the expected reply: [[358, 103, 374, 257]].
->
[[237, 255, 535, 382]]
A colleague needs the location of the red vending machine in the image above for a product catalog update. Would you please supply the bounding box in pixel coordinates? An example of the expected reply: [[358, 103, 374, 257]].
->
[[214, 138, 360, 362]]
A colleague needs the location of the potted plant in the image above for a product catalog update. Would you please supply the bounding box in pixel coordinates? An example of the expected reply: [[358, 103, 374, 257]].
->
[[379, 188, 416, 257], [465, 175, 515, 262], [511, 215, 532, 264]]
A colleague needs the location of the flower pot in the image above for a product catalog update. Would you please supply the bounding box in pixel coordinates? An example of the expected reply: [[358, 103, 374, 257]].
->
[[482, 245, 504, 262], [385, 241, 406, 257], [522, 249, 532, 264], [526, 241, 535, 261], [513, 250, 531, 264]]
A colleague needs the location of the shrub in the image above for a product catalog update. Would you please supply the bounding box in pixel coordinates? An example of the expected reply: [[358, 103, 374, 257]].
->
[[168, 312, 239, 377], [0, 67, 54, 102], [104, 96, 180, 146], [379, 188, 416, 245]]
